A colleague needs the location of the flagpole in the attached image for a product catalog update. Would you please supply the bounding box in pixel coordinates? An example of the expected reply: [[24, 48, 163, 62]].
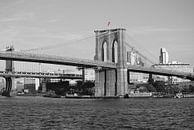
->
[[107, 21, 110, 30]]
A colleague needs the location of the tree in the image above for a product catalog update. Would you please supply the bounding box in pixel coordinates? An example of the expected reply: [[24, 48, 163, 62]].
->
[[146, 84, 157, 92], [80, 81, 95, 95], [166, 85, 180, 94], [153, 81, 166, 92], [182, 85, 189, 93], [189, 85, 194, 93]]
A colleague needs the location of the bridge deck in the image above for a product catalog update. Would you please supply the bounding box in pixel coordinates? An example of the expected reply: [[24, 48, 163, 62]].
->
[[0, 51, 193, 80], [0, 51, 116, 68]]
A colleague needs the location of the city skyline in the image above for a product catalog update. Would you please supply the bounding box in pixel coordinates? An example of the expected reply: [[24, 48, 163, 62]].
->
[[0, 0, 194, 66]]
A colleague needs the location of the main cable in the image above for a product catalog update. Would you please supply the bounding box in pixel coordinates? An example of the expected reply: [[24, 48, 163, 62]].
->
[[20, 30, 120, 52]]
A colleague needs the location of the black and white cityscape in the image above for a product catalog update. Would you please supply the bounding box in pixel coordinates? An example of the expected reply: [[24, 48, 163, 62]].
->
[[0, 0, 194, 129]]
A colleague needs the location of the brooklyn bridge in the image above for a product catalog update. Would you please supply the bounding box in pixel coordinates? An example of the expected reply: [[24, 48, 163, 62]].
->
[[0, 28, 194, 97]]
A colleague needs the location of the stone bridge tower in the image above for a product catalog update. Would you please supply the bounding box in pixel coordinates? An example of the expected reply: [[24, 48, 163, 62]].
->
[[94, 28, 128, 97]]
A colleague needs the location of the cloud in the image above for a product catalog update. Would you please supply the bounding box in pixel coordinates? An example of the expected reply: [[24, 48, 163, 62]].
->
[[47, 19, 59, 23], [0, 12, 36, 22]]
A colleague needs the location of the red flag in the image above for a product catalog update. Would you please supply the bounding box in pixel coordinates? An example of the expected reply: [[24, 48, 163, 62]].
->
[[107, 21, 110, 27]]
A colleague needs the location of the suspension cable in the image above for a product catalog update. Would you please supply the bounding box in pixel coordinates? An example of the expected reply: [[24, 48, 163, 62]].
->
[[125, 32, 159, 64], [20, 30, 120, 52], [125, 42, 156, 65]]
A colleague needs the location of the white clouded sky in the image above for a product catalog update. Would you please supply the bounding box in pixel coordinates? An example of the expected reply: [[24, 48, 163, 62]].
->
[[0, 0, 194, 67]]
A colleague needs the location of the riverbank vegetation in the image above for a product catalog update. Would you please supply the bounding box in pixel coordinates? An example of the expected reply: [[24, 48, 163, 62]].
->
[[38, 80, 95, 96], [135, 81, 194, 95]]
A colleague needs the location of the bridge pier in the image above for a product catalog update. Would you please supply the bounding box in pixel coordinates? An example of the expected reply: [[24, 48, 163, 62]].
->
[[95, 69, 105, 97], [106, 69, 117, 96], [116, 68, 128, 96], [94, 69, 118, 97], [94, 68, 128, 97]]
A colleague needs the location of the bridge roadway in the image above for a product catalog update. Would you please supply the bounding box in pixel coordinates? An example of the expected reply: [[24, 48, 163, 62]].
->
[[0, 51, 194, 80], [127, 65, 194, 80], [0, 51, 115, 68], [0, 71, 82, 79]]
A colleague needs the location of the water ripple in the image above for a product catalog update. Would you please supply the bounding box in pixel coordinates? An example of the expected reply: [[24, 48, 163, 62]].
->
[[0, 97, 194, 129]]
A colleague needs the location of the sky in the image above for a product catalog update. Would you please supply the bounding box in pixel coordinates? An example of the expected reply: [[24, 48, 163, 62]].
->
[[0, 0, 194, 67]]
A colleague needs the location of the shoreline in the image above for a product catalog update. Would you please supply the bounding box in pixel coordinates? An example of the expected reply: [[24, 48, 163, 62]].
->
[[5, 94, 194, 99]]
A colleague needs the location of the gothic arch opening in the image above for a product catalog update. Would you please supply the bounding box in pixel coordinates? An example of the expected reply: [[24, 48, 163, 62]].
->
[[112, 40, 118, 63], [102, 41, 108, 62]]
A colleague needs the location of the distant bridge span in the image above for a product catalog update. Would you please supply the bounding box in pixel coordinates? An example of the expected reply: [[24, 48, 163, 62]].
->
[[127, 65, 194, 80], [0, 51, 194, 80], [0, 71, 82, 79]]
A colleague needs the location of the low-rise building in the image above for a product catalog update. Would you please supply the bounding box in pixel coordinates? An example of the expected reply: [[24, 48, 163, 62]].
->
[[24, 78, 36, 94]]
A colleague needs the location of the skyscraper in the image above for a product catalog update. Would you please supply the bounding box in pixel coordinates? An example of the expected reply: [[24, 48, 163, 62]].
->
[[127, 51, 136, 65], [159, 48, 169, 64]]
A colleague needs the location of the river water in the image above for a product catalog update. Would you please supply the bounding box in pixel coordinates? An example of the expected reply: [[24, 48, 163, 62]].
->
[[0, 96, 194, 130]]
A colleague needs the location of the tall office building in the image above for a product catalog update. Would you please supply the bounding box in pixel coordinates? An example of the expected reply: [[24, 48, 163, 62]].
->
[[127, 51, 136, 65], [159, 48, 169, 64]]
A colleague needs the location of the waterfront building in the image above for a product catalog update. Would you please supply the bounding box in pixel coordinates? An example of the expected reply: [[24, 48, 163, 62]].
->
[[159, 48, 169, 64], [0, 78, 5, 90], [85, 69, 95, 81], [127, 51, 136, 65], [127, 51, 144, 66], [16, 80, 24, 92], [24, 78, 36, 94], [129, 72, 149, 83]]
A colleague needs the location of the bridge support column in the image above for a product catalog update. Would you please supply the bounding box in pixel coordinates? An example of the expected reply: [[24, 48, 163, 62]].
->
[[2, 77, 15, 96], [82, 68, 85, 83], [127, 70, 130, 84], [148, 73, 154, 84]]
